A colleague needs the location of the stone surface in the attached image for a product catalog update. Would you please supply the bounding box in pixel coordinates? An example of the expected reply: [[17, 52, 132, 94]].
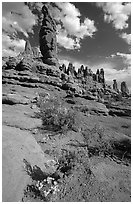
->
[[2, 125, 56, 202], [2, 93, 30, 105], [108, 103, 131, 117], [74, 98, 109, 116]]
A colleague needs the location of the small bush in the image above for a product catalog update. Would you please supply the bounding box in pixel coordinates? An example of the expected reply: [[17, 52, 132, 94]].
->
[[82, 125, 131, 165], [82, 125, 112, 157], [38, 96, 76, 133], [57, 150, 76, 177]]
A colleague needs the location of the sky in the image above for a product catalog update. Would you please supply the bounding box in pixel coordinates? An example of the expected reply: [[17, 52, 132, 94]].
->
[[2, 1, 131, 90]]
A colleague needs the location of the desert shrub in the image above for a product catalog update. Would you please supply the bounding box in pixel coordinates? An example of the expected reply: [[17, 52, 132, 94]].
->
[[106, 97, 113, 109], [110, 138, 131, 163], [57, 150, 76, 177], [82, 125, 112, 157], [74, 105, 89, 114], [82, 125, 131, 165], [37, 96, 76, 133], [114, 93, 123, 101]]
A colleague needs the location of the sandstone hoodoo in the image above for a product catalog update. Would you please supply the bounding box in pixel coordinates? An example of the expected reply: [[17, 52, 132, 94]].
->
[[24, 40, 33, 56], [113, 79, 118, 92], [121, 81, 129, 97], [39, 3, 58, 66]]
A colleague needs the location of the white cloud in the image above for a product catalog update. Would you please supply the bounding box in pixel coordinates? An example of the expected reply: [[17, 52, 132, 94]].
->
[[57, 30, 80, 50], [103, 52, 131, 89], [96, 2, 131, 30], [55, 2, 97, 50], [2, 2, 97, 55], [55, 2, 80, 18], [2, 2, 37, 38], [110, 52, 131, 67], [25, 2, 43, 24], [120, 32, 131, 45], [2, 34, 25, 57], [2, 2, 42, 57]]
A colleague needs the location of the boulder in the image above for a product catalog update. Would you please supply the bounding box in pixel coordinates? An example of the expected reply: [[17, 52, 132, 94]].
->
[[74, 100, 109, 116], [16, 58, 34, 71], [3, 57, 20, 70], [2, 93, 30, 105]]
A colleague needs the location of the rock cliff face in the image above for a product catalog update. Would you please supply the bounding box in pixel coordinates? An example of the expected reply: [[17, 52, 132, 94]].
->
[[39, 3, 58, 66]]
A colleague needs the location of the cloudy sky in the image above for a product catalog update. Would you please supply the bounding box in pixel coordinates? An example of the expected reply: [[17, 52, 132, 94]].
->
[[2, 1, 131, 89]]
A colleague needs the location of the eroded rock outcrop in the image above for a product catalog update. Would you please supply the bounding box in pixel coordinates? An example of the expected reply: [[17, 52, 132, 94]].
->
[[39, 3, 59, 66]]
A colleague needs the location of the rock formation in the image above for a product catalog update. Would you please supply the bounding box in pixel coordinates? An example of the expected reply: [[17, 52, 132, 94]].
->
[[121, 81, 129, 96], [113, 79, 118, 92], [24, 40, 33, 55], [99, 68, 105, 83], [77, 65, 84, 78], [39, 3, 58, 66], [60, 64, 67, 73], [96, 69, 99, 82], [66, 63, 75, 76], [96, 69, 100, 75], [84, 66, 88, 78], [32, 47, 41, 58]]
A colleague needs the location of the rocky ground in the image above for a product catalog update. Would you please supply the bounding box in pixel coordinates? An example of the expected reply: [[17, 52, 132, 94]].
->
[[2, 77, 131, 202]]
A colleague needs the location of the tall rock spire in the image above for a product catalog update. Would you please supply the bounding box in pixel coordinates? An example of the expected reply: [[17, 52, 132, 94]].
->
[[113, 79, 118, 92], [121, 81, 129, 96], [24, 40, 33, 55], [39, 3, 59, 66]]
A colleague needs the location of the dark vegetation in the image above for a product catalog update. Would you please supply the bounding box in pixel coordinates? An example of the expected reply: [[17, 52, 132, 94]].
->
[[82, 125, 131, 165], [36, 93, 76, 133], [57, 150, 76, 177]]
